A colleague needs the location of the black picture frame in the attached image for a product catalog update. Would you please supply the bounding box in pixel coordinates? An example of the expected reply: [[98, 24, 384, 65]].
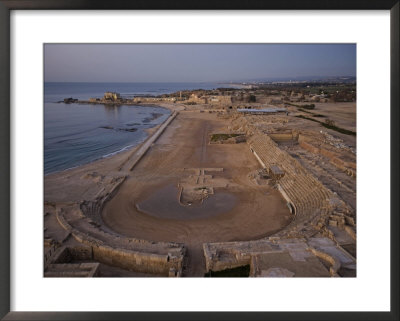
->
[[0, 1, 399, 320]]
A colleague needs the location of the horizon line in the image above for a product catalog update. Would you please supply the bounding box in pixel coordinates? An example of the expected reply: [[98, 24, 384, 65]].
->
[[44, 77, 357, 84]]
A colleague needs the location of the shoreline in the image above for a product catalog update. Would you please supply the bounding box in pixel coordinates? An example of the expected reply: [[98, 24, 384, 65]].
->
[[44, 102, 183, 177], [58, 99, 177, 108]]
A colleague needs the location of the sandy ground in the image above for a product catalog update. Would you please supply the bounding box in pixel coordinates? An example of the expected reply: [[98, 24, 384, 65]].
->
[[279, 101, 356, 150], [313, 102, 356, 132], [101, 111, 291, 276]]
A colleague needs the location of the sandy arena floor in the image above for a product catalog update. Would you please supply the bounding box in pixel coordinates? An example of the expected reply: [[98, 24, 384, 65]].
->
[[101, 111, 292, 276]]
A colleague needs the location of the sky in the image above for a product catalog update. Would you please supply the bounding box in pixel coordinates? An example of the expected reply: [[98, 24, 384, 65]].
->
[[44, 44, 356, 83]]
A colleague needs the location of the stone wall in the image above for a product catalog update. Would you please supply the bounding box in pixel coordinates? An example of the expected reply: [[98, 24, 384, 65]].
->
[[44, 246, 100, 278], [208, 96, 232, 107], [92, 245, 174, 275], [203, 237, 356, 277], [80, 176, 126, 225], [269, 132, 299, 143], [298, 137, 356, 177], [203, 242, 251, 272], [56, 208, 185, 276]]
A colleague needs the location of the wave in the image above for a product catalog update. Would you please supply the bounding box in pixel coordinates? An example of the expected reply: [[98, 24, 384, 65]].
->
[[45, 140, 143, 175], [101, 142, 143, 158], [46, 127, 99, 141]]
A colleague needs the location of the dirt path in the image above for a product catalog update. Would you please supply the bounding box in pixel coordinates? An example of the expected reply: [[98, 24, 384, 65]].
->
[[184, 244, 206, 277]]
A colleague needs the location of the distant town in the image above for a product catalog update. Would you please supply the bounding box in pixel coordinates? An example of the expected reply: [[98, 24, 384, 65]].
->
[[62, 79, 356, 110]]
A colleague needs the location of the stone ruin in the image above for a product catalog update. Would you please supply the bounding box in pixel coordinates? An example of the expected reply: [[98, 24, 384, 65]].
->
[[44, 110, 356, 277]]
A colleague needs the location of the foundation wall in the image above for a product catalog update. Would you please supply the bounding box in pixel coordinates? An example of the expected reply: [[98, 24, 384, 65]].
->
[[208, 259, 250, 272], [269, 132, 299, 142], [69, 246, 93, 261], [56, 209, 185, 276], [203, 243, 250, 272], [92, 245, 176, 275], [298, 139, 356, 175]]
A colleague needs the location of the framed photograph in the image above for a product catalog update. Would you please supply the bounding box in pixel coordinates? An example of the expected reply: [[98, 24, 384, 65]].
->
[[1, 1, 398, 320]]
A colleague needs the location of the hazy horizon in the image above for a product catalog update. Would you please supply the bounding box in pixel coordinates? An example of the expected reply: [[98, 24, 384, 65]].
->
[[44, 44, 356, 83], [44, 77, 356, 84]]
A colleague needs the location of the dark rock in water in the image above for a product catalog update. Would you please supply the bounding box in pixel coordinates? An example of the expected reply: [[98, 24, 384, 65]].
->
[[100, 126, 137, 132], [151, 112, 163, 119], [143, 113, 163, 123], [118, 128, 137, 132], [63, 97, 78, 104]]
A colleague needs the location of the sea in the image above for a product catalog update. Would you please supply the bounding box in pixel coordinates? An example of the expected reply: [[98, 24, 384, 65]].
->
[[44, 82, 222, 174]]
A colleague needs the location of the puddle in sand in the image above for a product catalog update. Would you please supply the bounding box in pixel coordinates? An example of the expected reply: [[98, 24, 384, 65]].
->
[[136, 183, 237, 220]]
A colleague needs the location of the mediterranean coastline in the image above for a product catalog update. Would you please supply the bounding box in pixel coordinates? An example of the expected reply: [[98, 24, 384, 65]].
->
[[45, 85, 356, 277], [44, 44, 356, 278]]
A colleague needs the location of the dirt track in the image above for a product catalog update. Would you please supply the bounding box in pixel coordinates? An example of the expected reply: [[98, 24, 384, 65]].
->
[[102, 111, 291, 276]]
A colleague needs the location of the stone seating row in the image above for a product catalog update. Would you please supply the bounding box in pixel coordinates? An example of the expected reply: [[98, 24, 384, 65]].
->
[[248, 133, 333, 234]]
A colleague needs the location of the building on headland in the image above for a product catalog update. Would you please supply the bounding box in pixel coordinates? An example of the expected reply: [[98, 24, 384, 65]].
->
[[104, 92, 121, 101], [187, 93, 208, 104]]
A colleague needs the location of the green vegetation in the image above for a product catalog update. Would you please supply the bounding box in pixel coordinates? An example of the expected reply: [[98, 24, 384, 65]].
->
[[288, 102, 315, 109], [299, 104, 315, 110], [295, 115, 356, 136], [297, 108, 325, 118], [204, 265, 250, 277], [210, 133, 241, 142], [306, 84, 356, 96], [249, 94, 256, 102]]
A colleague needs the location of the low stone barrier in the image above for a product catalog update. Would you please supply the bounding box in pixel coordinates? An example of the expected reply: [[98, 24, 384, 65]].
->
[[309, 248, 340, 277], [56, 208, 185, 276], [299, 140, 356, 176], [129, 111, 178, 171], [92, 244, 175, 275]]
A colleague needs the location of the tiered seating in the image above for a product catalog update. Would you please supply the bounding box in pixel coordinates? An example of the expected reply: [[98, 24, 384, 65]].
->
[[249, 131, 333, 236]]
